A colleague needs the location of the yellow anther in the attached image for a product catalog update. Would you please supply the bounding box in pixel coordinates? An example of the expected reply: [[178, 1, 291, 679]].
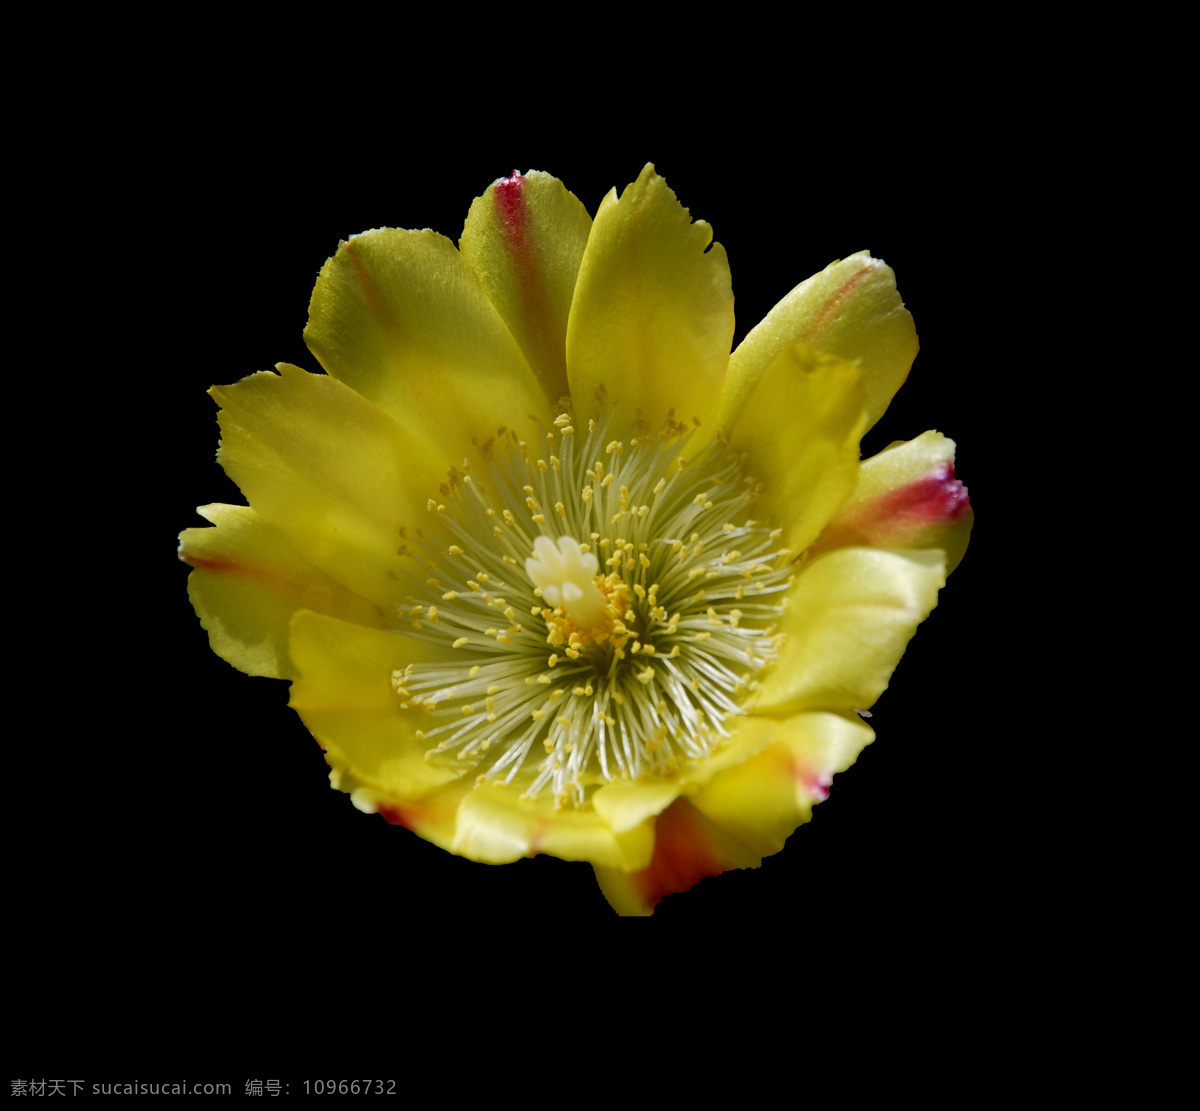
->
[[452, 637, 469, 648]]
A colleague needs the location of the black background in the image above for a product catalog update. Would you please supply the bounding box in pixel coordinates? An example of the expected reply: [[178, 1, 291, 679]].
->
[[21, 88, 1019, 1045]]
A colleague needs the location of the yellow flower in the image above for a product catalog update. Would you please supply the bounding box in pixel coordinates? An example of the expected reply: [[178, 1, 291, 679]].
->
[[179, 165, 972, 915]]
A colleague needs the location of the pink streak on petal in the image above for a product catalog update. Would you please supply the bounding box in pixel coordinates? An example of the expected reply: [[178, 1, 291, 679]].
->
[[376, 803, 416, 830], [874, 463, 970, 527], [493, 171, 528, 255], [179, 551, 237, 573], [494, 172, 538, 294], [633, 800, 726, 911], [793, 762, 832, 802], [491, 171, 564, 391], [343, 238, 405, 345], [822, 464, 970, 550], [809, 258, 876, 338]]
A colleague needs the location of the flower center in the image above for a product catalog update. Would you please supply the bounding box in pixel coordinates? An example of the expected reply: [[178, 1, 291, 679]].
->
[[392, 415, 793, 808]]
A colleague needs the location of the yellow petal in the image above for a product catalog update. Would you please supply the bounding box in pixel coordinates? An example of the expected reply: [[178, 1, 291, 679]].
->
[[592, 712, 871, 914], [304, 227, 554, 453], [288, 610, 462, 802], [721, 252, 917, 433], [688, 711, 875, 858], [754, 548, 946, 715], [726, 344, 867, 555], [212, 363, 437, 608], [352, 778, 473, 856], [451, 786, 653, 870], [590, 713, 790, 835], [812, 431, 973, 573], [593, 798, 761, 916], [566, 163, 734, 431], [460, 171, 592, 406], [179, 503, 388, 679]]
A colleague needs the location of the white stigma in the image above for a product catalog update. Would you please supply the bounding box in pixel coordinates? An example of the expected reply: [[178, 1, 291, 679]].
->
[[524, 536, 607, 629]]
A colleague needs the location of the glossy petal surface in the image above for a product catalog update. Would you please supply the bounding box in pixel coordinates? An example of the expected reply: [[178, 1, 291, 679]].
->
[[212, 363, 435, 607], [305, 229, 554, 452], [726, 345, 867, 555], [566, 164, 734, 431], [813, 431, 973, 573], [460, 171, 592, 406], [754, 548, 946, 715], [180, 504, 387, 679], [721, 252, 917, 433]]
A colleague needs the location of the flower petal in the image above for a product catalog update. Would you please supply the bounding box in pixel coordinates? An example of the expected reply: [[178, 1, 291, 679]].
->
[[592, 712, 872, 914], [593, 798, 761, 916], [304, 227, 554, 452], [367, 783, 472, 854], [687, 711, 875, 858], [212, 363, 438, 608], [451, 787, 653, 871], [811, 431, 973, 573], [720, 252, 917, 433], [288, 610, 461, 802], [179, 503, 388, 679], [590, 713, 792, 835], [566, 163, 734, 431], [460, 171, 592, 406], [754, 548, 946, 715], [726, 345, 867, 555]]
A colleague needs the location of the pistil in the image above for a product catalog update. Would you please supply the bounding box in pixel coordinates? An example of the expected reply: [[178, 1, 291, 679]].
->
[[525, 536, 609, 631]]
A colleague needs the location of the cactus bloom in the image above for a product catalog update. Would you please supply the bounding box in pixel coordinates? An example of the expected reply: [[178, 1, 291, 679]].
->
[[179, 165, 972, 915]]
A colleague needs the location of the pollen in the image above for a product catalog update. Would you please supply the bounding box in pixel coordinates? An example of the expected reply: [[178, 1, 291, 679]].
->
[[391, 414, 791, 808]]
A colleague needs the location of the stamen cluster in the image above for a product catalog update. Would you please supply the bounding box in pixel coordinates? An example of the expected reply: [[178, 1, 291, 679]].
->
[[392, 415, 793, 808]]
